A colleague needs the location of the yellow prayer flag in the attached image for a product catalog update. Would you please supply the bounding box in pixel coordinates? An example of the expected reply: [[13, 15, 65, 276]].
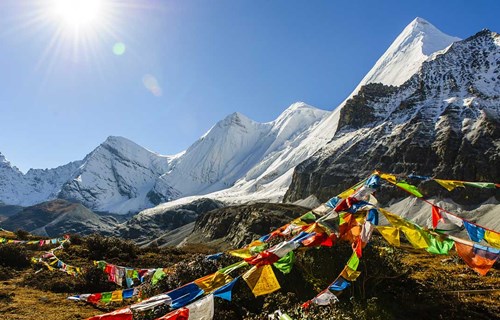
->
[[401, 227, 430, 249], [340, 266, 361, 281], [303, 223, 326, 234], [379, 209, 413, 229], [111, 290, 123, 302], [380, 173, 397, 184], [377, 226, 400, 247], [194, 272, 233, 293], [434, 179, 465, 191], [338, 188, 356, 199], [228, 248, 253, 259], [484, 231, 500, 248], [243, 265, 281, 297]]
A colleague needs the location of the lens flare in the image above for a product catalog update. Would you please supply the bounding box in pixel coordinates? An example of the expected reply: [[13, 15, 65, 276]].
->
[[51, 0, 105, 29], [142, 74, 163, 97], [113, 42, 126, 55]]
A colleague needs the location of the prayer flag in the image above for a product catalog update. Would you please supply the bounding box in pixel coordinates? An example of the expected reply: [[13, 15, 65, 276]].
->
[[401, 226, 430, 249], [111, 290, 123, 302], [329, 277, 350, 291], [169, 283, 205, 309], [243, 265, 281, 297], [122, 289, 134, 299], [434, 179, 464, 191], [311, 290, 338, 306], [184, 294, 214, 320], [463, 182, 496, 189], [431, 205, 443, 229], [455, 241, 498, 276], [380, 173, 397, 184], [367, 209, 379, 225], [194, 272, 233, 293], [484, 230, 500, 248], [347, 253, 360, 271], [213, 276, 240, 301], [101, 292, 112, 303], [155, 308, 189, 320], [86, 308, 133, 320], [426, 236, 454, 255], [325, 197, 340, 209], [130, 294, 172, 312], [463, 221, 485, 242], [340, 266, 361, 281], [396, 181, 423, 197], [151, 268, 166, 286], [273, 251, 295, 274], [377, 226, 400, 247]]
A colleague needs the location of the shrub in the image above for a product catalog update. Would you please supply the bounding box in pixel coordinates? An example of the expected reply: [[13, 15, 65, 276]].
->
[[0, 244, 31, 269]]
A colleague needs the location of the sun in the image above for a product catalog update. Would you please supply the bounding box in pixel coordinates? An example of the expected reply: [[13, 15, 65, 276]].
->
[[50, 0, 106, 30]]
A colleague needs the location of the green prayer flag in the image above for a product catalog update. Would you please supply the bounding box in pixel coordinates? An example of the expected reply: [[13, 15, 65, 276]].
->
[[300, 211, 316, 222], [273, 251, 295, 274], [280, 314, 293, 320], [101, 292, 112, 303], [151, 268, 166, 286], [463, 182, 496, 189], [250, 243, 267, 254], [396, 181, 423, 198], [347, 253, 360, 271], [426, 236, 455, 255], [218, 261, 249, 275]]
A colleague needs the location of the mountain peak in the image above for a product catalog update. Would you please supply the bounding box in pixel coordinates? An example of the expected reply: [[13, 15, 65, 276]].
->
[[349, 17, 460, 93]]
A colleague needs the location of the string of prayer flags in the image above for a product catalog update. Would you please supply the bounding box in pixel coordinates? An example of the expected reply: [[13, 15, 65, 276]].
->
[[243, 265, 281, 297], [213, 276, 240, 301], [0, 236, 67, 246], [463, 221, 485, 242], [155, 308, 189, 320], [484, 230, 500, 248], [194, 272, 233, 293], [454, 241, 499, 276], [86, 308, 133, 320]]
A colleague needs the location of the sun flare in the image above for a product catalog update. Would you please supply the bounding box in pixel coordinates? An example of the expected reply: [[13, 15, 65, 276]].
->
[[50, 0, 106, 30]]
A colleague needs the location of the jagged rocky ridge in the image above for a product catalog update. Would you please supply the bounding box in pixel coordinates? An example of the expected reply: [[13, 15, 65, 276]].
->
[[285, 30, 500, 203]]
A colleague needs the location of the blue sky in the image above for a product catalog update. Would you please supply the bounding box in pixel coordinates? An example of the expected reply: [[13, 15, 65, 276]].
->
[[1, 0, 499, 172]]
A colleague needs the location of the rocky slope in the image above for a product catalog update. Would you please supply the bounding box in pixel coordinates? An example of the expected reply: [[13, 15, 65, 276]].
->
[[285, 29, 500, 203], [0, 199, 119, 237], [116, 198, 225, 244]]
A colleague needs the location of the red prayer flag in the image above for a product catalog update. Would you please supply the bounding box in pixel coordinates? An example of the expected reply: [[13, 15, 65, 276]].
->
[[244, 250, 280, 266], [302, 233, 328, 247], [155, 308, 189, 320], [431, 205, 443, 229], [454, 242, 496, 276], [352, 237, 362, 258], [87, 293, 102, 304], [86, 308, 133, 320]]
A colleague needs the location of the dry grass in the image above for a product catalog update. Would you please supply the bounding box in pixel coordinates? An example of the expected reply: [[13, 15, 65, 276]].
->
[[0, 276, 98, 320]]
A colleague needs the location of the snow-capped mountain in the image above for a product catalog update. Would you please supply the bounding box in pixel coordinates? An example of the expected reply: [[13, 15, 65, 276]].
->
[[152, 102, 329, 202], [0, 17, 464, 217], [285, 29, 500, 202], [58, 136, 175, 214], [0, 152, 82, 206]]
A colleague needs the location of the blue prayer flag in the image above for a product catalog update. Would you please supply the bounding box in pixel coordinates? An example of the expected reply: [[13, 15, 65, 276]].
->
[[213, 276, 240, 301], [329, 277, 350, 291], [464, 221, 485, 242]]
